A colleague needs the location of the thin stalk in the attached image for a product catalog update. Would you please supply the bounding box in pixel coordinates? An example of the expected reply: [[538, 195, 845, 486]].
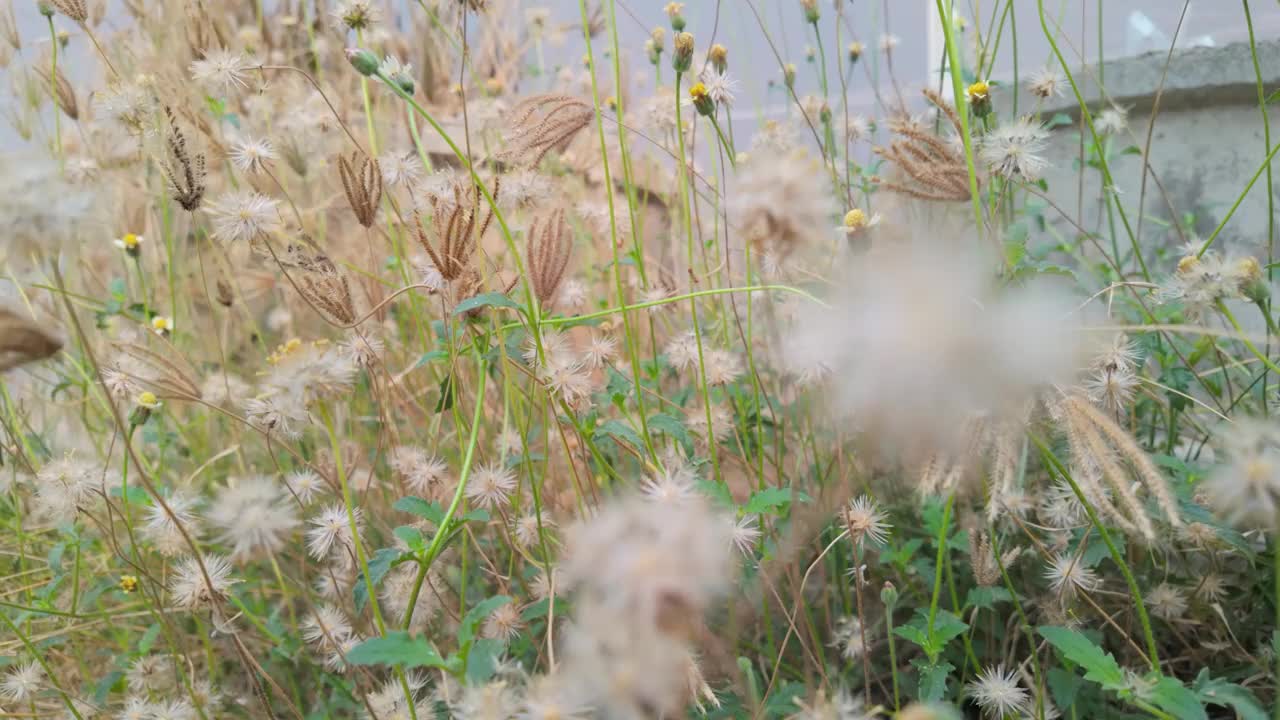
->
[[933, 0, 984, 238], [403, 357, 488, 630], [925, 493, 955, 662], [1032, 433, 1161, 670], [673, 70, 722, 483], [46, 16, 62, 170]]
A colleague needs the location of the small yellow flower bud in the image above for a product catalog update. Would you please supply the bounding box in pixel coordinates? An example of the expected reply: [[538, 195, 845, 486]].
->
[[966, 80, 992, 118], [137, 391, 160, 409], [688, 82, 714, 116], [151, 316, 172, 336], [847, 41, 864, 63], [672, 31, 694, 73], [708, 43, 728, 73], [843, 209, 867, 230], [119, 575, 138, 593], [1176, 254, 1199, 275]]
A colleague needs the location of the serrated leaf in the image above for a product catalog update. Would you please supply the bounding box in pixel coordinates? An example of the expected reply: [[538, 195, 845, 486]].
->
[[434, 373, 454, 413], [964, 586, 1012, 610], [912, 659, 954, 702], [696, 479, 734, 508], [414, 349, 448, 368], [466, 638, 504, 684], [1192, 671, 1267, 720], [927, 609, 969, 650], [346, 631, 449, 669], [354, 548, 406, 612], [458, 595, 511, 650], [394, 496, 445, 525], [596, 420, 643, 450], [1148, 676, 1207, 720], [648, 413, 694, 454], [453, 292, 520, 316], [1039, 626, 1125, 690], [743, 487, 810, 515], [393, 525, 425, 551]]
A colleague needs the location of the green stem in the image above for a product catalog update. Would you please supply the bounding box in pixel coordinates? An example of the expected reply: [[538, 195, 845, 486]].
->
[[46, 16, 62, 170], [403, 357, 488, 630], [925, 493, 955, 662], [673, 70, 722, 483], [933, 0, 985, 239], [1218, 300, 1280, 377], [1032, 433, 1161, 671]]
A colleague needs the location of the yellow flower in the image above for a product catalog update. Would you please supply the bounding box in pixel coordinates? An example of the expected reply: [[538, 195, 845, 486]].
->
[[708, 43, 727, 65], [966, 80, 990, 102], [688, 82, 708, 101], [1176, 255, 1199, 275], [114, 233, 143, 250], [664, 2, 683, 18], [119, 575, 138, 593], [137, 391, 161, 409], [151, 316, 172, 335], [839, 208, 881, 235]]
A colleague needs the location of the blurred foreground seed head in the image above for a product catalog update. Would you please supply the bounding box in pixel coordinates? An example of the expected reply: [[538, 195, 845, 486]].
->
[[783, 239, 1085, 460]]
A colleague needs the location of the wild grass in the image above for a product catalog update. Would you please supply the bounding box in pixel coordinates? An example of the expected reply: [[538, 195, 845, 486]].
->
[[0, 0, 1277, 719]]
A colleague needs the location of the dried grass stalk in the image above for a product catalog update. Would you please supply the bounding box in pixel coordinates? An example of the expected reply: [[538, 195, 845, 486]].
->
[[498, 94, 593, 167], [0, 306, 62, 372], [161, 105, 206, 212], [872, 89, 978, 202], [527, 208, 572, 307], [337, 152, 381, 228], [34, 66, 77, 120], [413, 176, 501, 282]]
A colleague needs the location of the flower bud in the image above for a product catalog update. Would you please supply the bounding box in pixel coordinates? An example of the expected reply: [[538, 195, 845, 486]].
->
[[345, 47, 379, 77], [847, 41, 864, 64], [672, 31, 694, 73], [37, 1, 54, 17], [689, 82, 714, 117], [880, 581, 898, 609], [708, 43, 728, 73], [966, 80, 992, 118], [800, 0, 819, 23], [664, 1, 685, 31], [783, 63, 797, 89]]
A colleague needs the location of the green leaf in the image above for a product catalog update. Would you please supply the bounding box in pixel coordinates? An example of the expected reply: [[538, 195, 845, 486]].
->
[[648, 413, 694, 454], [458, 595, 511, 650], [393, 526, 425, 552], [434, 373, 454, 413], [605, 367, 634, 402], [414, 349, 448, 368], [93, 670, 123, 704], [743, 487, 811, 515], [453, 292, 520, 316], [466, 638, 504, 684], [346, 631, 449, 669], [394, 496, 445, 525], [1039, 626, 1125, 690], [912, 659, 954, 703], [1148, 676, 1207, 720], [1047, 112, 1073, 128], [1192, 672, 1267, 720], [354, 548, 406, 612], [1047, 668, 1083, 712], [696, 479, 734, 509], [596, 420, 643, 450], [963, 586, 1012, 611], [927, 609, 969, 650], [1266, 88, 1280, 105]]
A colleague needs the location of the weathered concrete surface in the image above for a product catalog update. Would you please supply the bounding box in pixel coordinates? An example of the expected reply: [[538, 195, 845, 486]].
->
[[1022, 40, 1280, 264]]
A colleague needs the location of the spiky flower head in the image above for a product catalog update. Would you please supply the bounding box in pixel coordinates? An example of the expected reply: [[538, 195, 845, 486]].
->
[[967, 665, 1029, 719]]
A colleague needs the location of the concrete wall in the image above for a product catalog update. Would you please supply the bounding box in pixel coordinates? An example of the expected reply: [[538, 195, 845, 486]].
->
[[1023, 40, 1280, 263]]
